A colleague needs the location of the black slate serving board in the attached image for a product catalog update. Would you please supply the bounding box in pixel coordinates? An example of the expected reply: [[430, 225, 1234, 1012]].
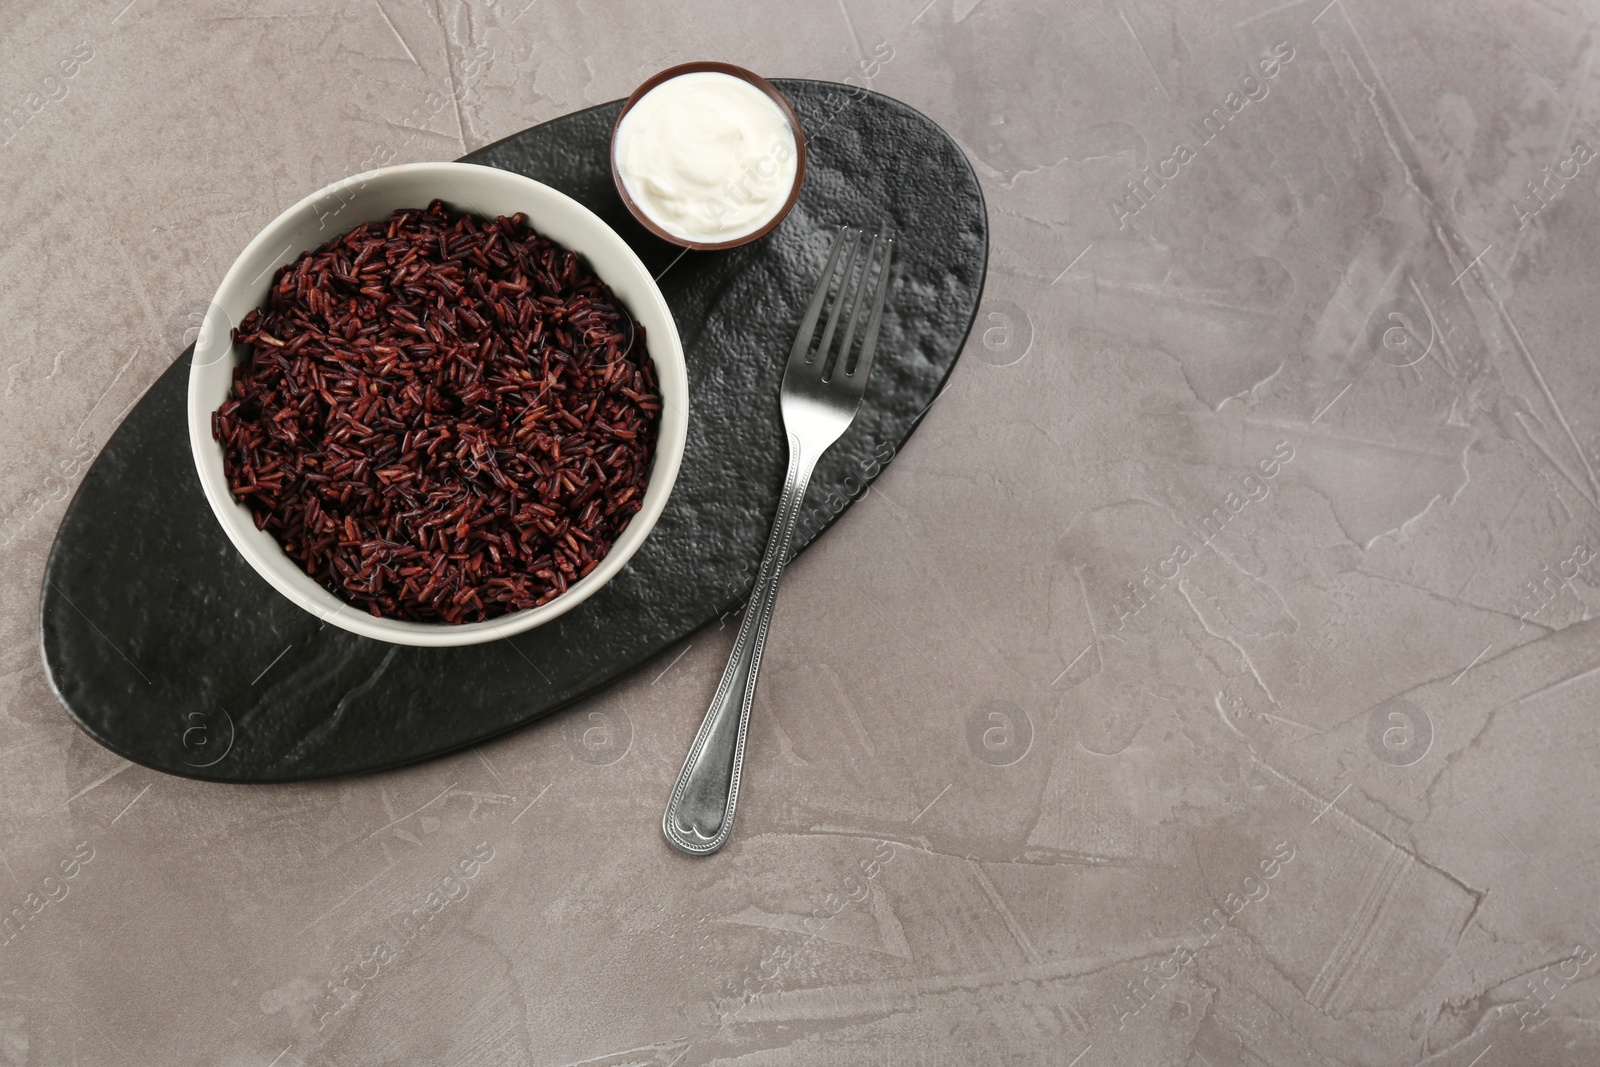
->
[[39, 80, 987, 782]]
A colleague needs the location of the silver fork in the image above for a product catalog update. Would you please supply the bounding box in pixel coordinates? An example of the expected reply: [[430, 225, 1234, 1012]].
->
[[663, 226, 895, 856]]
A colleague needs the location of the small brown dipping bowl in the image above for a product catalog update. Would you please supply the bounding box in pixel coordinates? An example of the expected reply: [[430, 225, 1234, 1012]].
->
[[610, 62, 807, 251]]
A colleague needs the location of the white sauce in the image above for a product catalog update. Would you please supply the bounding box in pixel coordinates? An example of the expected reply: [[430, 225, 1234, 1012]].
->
[[614, 71, 799, 244]]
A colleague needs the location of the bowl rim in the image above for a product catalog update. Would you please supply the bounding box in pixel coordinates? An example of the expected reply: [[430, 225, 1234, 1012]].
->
[[609, 62, 807, 251], [186, 160, 689, 647]]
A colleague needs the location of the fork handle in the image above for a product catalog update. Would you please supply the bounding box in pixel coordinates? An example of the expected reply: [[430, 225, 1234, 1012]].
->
[[663, 435, 819, 855]]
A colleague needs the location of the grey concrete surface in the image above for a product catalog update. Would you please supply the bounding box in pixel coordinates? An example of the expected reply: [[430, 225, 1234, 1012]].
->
[[2, 0, 1598, 1063]]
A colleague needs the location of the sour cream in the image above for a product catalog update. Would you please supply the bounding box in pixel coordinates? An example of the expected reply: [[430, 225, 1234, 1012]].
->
[[614, 71, 800, 245]]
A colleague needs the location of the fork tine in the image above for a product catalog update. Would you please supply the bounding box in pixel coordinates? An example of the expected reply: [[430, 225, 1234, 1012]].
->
[[845, 233, 894, 385], [787, 227, 853, 370], [811, 228, 865, 374], [828, 231, 885, 381]]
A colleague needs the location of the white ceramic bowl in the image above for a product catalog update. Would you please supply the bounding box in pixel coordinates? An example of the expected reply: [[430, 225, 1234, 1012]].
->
[[187, 162, 688, 647]]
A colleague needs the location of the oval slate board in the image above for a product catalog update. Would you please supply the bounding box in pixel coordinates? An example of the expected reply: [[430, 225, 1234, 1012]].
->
[[39, 80, 987, 782]]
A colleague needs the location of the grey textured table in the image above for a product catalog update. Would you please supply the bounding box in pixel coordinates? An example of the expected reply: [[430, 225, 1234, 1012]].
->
[[1, 1, 1595, 1064]]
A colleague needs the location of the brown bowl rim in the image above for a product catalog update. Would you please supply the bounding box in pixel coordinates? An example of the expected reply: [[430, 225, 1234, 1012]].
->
[[609, 61, 807, 252]]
